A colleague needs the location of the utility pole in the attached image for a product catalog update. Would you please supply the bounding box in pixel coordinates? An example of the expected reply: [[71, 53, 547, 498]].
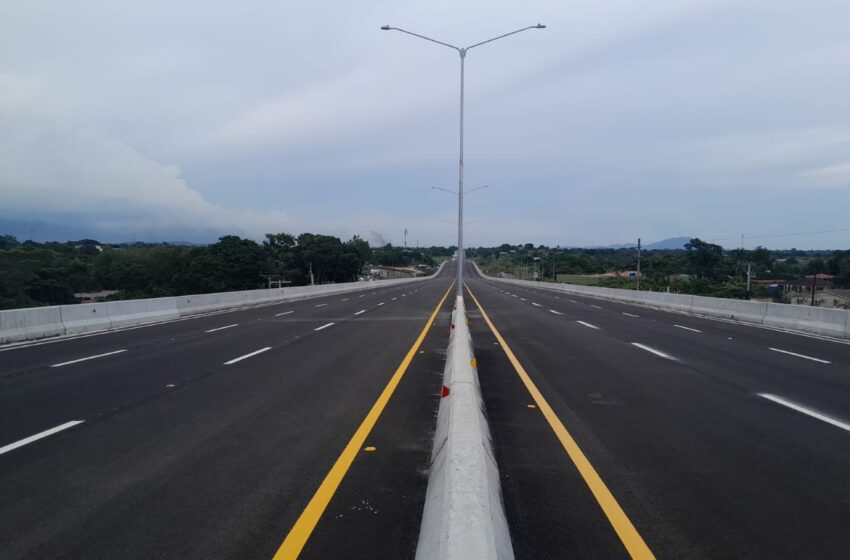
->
[[404, 228, 408, 249], [309, 262, 315, 286], [636, 238, 641, 291], [811, 270, 817, 306], [746, 262, 752, 300]]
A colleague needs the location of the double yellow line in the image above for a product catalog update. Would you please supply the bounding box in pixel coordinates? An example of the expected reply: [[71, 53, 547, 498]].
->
[[466, 284, 655, 560], [273, 280, 652, 559], [273, 283, 454, 559]]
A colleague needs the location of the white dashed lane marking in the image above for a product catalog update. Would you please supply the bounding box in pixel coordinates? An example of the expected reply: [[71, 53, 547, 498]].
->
[[768, 348, 830, 364], [758, 393, 850, 432], [50, 350, 127, 368], [631, 343, 678, 361], [0, 421, 85, 455], [205, 324, 238, 333], [224, 347, 272, 365]]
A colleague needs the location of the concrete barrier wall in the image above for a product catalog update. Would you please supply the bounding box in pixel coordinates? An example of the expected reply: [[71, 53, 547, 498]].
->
[[0, 265, 443, 345], [59, 302, 113, 335], [416, 296, 513, 560], [475, 262, 850, 340], [106, 297, 180, 329], [0, 306, 66, 344], [761, 302, 850, 338]]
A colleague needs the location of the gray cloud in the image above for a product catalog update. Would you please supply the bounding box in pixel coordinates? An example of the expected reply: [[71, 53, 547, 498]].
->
[[1, 0, 849, 248]]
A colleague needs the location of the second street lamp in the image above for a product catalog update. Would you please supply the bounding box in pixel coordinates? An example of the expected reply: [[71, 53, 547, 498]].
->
[[382, 24, 545, 298]]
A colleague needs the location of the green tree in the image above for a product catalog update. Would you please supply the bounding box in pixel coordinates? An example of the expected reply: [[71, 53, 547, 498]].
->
[[685, 238, 723, 279]]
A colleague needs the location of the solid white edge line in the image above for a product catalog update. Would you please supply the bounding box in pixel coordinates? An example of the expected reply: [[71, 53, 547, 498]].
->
[[354, 310, 366, 315], [50, 349, 127, 368], [223, 346, 272, 365], [549, 309, 563, 315], [768, 347, 831, 364], [0, 420, 85, 455], [631, 342, 678, 361], [205, 323, 238, 333], [576, 321, 600, 330], [275, 311, 294, 316], [674, 324, 702, 333], [314, 322, 335, 331], [758, 393, 850, 432]]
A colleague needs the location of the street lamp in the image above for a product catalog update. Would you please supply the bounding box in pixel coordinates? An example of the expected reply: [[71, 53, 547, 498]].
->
[[382, 24, 546, 298], [431, 185, 489, 196]]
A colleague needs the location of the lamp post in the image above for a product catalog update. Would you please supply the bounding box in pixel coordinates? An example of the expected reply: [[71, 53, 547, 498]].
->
[[382, 24, 545, 298], [431, 185, 489, 196]]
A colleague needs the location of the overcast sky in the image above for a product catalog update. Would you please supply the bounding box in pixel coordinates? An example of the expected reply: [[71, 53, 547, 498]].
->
[[2, 0, 849, 248]]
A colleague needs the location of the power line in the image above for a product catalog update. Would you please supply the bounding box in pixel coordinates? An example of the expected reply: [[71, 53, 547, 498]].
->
[[743, 227, 850, 241], [702, 227, 850, 246]]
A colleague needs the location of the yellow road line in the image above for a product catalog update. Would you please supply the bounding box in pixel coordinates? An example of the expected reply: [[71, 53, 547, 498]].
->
[[273, 282, 454, 559], [466, 284, 655, 560]]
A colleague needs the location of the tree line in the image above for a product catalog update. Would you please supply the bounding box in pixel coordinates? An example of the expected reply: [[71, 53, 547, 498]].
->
[[0, 234, 443, 310], [469, 239, 850, 300]]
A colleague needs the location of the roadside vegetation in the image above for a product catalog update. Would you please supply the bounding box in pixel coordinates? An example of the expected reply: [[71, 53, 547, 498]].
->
[[469, 239, 850, 303], [4, 231, 846, 310], [0, 234, 448, 310]]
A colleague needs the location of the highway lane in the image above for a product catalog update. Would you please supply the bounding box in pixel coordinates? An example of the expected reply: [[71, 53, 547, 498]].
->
[[0, 266, 454, 559], [1, 280, 430, 445], [492, 278, 850, 367], [296, 290, 454, 560], [480, 280, 850, 421], [466, 264, 850, 559]]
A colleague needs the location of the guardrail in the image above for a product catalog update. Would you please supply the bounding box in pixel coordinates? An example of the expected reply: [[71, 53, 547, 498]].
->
[[475, 263, 850, 340], [0, 262, 446, 345], [416, 296, 514, 560]]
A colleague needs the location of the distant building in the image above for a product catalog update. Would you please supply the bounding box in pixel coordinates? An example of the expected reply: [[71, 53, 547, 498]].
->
[[785, 274, 834, 293], [74, 290, 119, 303]]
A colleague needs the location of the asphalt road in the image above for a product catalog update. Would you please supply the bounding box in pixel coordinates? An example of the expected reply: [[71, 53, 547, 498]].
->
[[0, 266, 455, 559], [4, 258, 849, 559], [465, 263, 850, 559]]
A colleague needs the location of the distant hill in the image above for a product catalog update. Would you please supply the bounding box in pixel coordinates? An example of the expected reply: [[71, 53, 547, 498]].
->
[[643, 237, 691, 250], [564, 237, 692, 250]]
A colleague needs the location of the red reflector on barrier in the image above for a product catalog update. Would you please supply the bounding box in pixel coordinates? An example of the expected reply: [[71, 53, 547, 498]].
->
[[441, 385, 450, 398]]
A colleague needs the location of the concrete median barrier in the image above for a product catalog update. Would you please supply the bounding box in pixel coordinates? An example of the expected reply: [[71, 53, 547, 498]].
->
[[416, 297, 513, 560]]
